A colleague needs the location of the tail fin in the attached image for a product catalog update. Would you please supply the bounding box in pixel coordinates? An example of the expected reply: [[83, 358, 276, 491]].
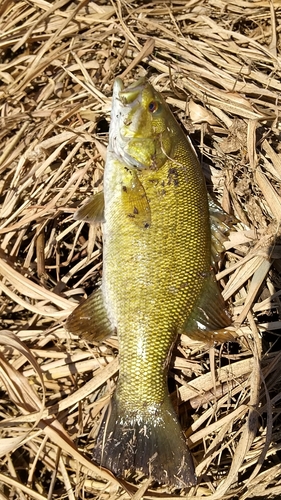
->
[[93, 393, 196, 488]]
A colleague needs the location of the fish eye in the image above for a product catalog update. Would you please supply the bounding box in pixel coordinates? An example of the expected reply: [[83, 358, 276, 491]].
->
[[148, 101, 159, 113]]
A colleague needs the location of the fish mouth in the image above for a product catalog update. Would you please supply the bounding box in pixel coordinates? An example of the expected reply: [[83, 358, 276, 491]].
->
[[119, 78, 146, 106], [109, 78, 149, 170]]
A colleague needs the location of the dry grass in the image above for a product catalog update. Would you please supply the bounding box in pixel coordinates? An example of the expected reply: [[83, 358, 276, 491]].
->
[[1, 0, 281, 498]]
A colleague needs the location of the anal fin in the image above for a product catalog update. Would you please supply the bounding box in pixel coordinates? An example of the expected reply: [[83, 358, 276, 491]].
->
[[66, 287, 115, 342], [183, 272, 235, 344]]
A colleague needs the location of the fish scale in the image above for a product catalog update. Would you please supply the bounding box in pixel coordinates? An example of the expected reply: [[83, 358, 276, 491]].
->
[[66, 77, 234, 488]]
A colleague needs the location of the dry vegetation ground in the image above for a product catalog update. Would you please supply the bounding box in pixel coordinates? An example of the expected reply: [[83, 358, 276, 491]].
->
[[1, 0, 281, 499]]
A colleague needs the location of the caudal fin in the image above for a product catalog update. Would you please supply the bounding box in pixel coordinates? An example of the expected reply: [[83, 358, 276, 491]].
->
[[93, 393, 196, 488]]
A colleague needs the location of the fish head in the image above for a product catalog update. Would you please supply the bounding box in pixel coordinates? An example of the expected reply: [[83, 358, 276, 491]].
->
[[110, 78, 175, 171]]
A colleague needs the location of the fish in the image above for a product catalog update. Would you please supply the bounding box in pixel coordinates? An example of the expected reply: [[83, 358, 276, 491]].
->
[[66, 77, 234, 488]]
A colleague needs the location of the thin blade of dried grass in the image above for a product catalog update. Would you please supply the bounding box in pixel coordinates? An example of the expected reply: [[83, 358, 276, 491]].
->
[[0, 474, 47, 500], [0, 331, 45, 454], [180, 357, 254, 402], [0, 257, 73, 312], [236, 258, 272, 325], [255, 167, 281, 221]]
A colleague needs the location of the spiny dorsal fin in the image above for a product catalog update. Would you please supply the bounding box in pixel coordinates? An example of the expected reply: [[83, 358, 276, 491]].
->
[[208, 195, 238, 263], [74, 191, 105, 224], [66, 287, 115, 342]]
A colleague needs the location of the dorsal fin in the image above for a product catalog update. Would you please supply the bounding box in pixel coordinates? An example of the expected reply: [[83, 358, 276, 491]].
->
[[208, 195, 237, 263]]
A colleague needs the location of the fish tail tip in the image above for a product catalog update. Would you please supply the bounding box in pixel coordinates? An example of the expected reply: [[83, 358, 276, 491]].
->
[[94, 394, 196, 488]]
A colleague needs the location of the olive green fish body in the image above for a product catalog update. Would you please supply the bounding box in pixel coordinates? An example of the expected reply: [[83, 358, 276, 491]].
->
[[99, 80, 212, 485], [67, 78, 233, 487]]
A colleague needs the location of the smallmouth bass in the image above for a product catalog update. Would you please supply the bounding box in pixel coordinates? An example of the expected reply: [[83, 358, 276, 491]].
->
[[67, 77, 233, 487]]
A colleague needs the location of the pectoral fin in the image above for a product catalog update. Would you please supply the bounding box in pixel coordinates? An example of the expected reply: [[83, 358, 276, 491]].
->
[[182, 272, 235, 344], [66, 287, 115, 342], [121, 170, 151, 228], [74, 191, 105, 224]]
